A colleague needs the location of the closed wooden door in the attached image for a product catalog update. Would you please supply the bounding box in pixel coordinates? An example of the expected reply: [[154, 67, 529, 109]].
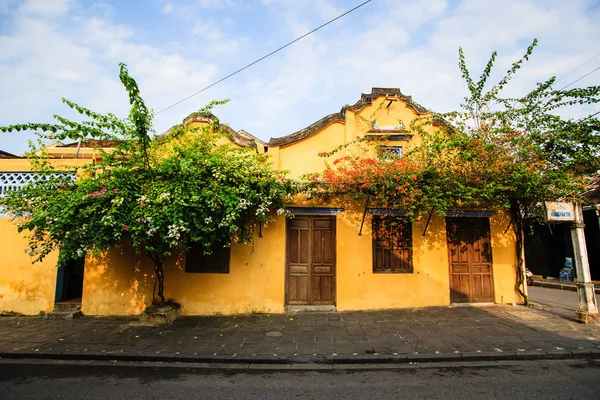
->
[[446, 217, 495, 303], [286, 216, 336, 305]]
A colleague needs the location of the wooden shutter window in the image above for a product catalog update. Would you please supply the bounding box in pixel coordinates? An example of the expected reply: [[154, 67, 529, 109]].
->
[[185, 242, 231, 274], [372, 216, 413, 273]]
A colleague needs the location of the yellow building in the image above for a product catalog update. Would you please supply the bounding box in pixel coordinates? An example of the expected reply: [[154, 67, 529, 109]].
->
[[0, 88, 522, 316]]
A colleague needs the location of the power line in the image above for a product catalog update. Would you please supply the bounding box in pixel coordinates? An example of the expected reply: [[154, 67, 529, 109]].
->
[[578, 110, 600, 121], [155, 0, 373, 115], [556, 64, 600, 91], [489, 50, 600, 111], [554, 51, 600, 84], [549, 65, 600, 115]]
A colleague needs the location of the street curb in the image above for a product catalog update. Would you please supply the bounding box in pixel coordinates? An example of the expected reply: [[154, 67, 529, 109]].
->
[[1, 349, 599, 365], [532, 281, 600, 294]]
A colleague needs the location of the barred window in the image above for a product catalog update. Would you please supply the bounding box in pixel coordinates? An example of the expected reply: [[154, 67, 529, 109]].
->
[[372, 215, 413, 273]]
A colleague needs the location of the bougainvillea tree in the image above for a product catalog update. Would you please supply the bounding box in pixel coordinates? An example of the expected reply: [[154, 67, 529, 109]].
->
[[1, 64, 291, 305], [307, 40, 600, 303], [436, 39, 600, 301]]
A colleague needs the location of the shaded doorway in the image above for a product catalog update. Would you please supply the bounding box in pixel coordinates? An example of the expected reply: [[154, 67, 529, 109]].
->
[[54, 257, 85, 303]]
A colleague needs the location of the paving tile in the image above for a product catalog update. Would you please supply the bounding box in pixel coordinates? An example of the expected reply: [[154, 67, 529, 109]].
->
[[1, 305, 600, 363]]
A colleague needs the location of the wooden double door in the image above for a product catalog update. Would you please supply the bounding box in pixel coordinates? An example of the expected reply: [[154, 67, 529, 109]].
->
[[446, 217, 495, 303], [286, 216, 336, 305]]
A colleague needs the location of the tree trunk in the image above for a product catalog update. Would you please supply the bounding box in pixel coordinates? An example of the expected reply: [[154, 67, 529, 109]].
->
[[146, 251, 166, 305], [510, 199, 528, 305], [154, 258, 166, 305]]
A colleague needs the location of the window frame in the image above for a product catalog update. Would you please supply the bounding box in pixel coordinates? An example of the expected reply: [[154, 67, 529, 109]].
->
[[372, 215, 413, 274], [378, 145, 403, 160]]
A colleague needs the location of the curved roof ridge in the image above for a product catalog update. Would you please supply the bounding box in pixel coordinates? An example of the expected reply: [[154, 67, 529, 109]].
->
[[269, 113, 344, 147], [159, 111, 261, 150], [268, 87, 430, 147], [351, 87, 430, 115]]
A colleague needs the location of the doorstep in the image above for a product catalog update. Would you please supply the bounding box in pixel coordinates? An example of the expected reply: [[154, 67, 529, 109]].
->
[[285, 305, 337, 313]]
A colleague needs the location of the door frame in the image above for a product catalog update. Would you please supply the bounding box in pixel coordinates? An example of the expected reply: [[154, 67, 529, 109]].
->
[[446, 216, 495, 303], [284, 215, 337, 306], [54, 256, 85, 303]]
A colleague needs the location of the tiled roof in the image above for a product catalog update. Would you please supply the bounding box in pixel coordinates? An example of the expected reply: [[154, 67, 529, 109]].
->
[[59, 140, 118, 148], [0, 149, 19, 158]]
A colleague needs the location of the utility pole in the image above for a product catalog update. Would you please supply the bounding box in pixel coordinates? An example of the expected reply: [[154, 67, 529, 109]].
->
[[570, 202, 600, 324]]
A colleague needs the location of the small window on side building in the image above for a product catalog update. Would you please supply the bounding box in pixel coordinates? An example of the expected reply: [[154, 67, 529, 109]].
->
[[378, 146, 403, 160], [372, 215, 413, 273]]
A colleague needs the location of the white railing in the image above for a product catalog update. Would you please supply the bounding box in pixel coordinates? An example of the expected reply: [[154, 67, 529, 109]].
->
[[0, 171, 76, 197]]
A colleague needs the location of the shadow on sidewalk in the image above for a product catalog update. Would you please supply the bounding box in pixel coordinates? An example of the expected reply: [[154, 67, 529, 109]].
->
[[0, 305, 598, 361]]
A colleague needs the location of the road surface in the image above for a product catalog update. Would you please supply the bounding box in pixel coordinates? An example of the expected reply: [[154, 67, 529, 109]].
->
[[528, 286, 579, 311], [1, 359, 599, 399]]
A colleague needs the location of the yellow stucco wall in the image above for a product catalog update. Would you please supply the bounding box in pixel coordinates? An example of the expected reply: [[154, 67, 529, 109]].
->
[[1, 92, 521, 316], [0, 158, 92, 172], [277, 122, 346, 179], [82, 217, 287, 316], [490, 213, 522, 305], [324, 207, 518, 312], [81, 208, 519, 316], [336, 211, 451, 310], [0, 157, 93, 315], [0, 218, 58, 315]]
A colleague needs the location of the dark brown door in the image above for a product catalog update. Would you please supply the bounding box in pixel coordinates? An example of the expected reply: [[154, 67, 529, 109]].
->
[[446, 217, 495, 303], [286, 216, 336, 305]]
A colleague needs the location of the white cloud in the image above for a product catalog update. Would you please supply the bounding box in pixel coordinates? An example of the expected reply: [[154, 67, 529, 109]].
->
[[20, 0, 71, 15], [162, 3, 173, 14], [219, 0, 600, 141], [0, 0, 221, 152], [1, 0, 599, 154], [195, 0, 237, 8]]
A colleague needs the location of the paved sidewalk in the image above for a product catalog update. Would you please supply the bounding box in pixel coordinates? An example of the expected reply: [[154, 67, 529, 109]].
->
[[0, 305, 599, 364]]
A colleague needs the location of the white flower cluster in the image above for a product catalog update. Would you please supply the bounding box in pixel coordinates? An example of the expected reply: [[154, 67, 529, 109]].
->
[[137, 195, 148, 205], [23, 247, 43, 256], [218, 212, 236, 228], [101, 215, 116, 227], [146, 225, 158, 237], [237, 198, 251, 211], [157, 192, 171, 202], [111, 197, 124, 206], [213, 169, 225, 180], [45, 217, 59, 226], [167, 220, 189, 245], [255, 195, 272, 217]]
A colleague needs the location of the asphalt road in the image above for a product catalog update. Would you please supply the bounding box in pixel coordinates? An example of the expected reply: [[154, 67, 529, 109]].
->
[[528, 286, 579, 313], [1, 359, 599, 399]]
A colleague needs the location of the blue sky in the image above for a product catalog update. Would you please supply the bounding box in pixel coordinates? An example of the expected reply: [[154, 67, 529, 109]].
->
[[1, 0, 599, 155]]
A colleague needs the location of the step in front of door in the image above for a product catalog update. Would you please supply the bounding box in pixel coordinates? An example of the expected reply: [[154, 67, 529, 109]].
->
[[286, 305, 337, 314]]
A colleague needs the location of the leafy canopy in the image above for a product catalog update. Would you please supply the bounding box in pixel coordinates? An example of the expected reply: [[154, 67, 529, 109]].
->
[[307, 39, 600, 220], [1, 63, 292, 304]]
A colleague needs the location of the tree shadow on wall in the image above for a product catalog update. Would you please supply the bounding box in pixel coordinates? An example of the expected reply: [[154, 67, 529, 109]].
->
[[83, 239, 159, 315]]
